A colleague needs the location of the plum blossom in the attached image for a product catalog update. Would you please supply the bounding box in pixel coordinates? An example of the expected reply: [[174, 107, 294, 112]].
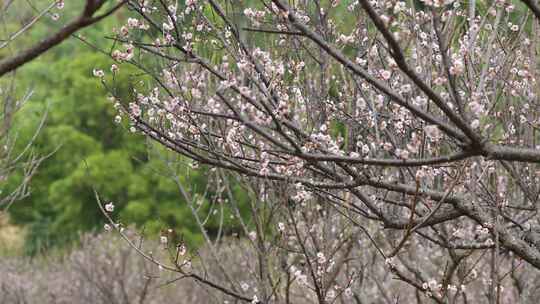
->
[[129, 102, 141, 117], [160, 236, 168, 244], [92, 69, 104, 78], [105, 202, 115, 212], [379, 69, 391, 80], [424, 125, 441, 141], [127, 18, 139, 28], [317, 252, 326, 264], [104, 224, 112, 231]]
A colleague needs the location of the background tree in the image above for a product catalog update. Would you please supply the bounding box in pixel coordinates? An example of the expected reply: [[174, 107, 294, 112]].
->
[[6, 47, 244, 253], [0, 0, 127, 253], [2, 0, 249, 255]]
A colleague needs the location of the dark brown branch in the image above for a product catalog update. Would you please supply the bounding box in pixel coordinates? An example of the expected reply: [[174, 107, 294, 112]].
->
[[484, 144, 540, 163], [242, 27, 304, 36], [0, 0, 126, 77], [299, 150, 476, 167], [521, 0, 540, 20]]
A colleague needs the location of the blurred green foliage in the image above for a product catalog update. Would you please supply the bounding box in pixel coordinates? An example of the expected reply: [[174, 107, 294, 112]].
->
[[3, 2, 248, 255]]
